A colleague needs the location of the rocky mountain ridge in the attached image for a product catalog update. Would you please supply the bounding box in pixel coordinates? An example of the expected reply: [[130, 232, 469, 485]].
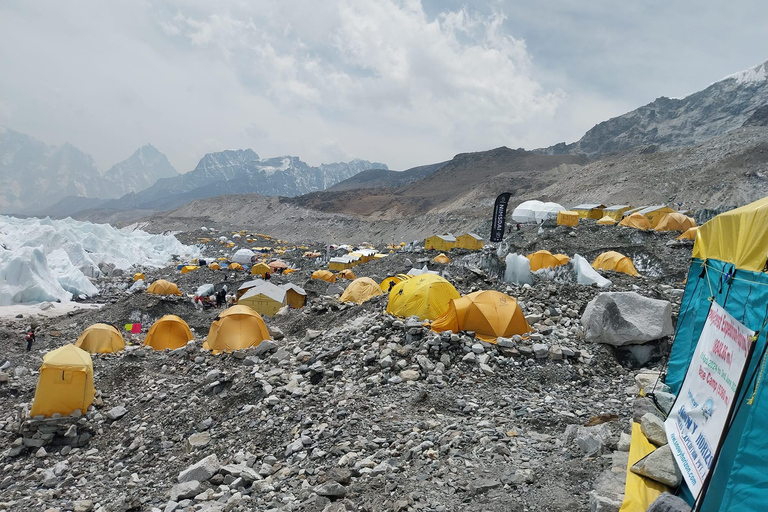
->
[[538, 60, 768, 157], [0, 128, 179, 214]]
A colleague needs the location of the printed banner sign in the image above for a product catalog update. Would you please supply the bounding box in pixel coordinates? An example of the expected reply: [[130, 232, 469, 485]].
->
[[489, 192, 512, 242], [665, 301, 754, 497]]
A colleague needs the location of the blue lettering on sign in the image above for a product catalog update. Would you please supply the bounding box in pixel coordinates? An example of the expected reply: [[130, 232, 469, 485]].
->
[[695, 432, 714, 468], [677, 405, 699, 435]]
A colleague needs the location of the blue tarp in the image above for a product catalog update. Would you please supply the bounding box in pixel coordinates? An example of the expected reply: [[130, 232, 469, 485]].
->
[[666, 257, 768, 511]]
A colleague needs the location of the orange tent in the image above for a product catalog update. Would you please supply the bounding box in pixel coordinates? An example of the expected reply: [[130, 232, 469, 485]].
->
[[677, 226, 698, 240], [619, 212, 651, 230], [337, 269, 356, 280], [203, 305, 270, 353], [147, 279, 182, 296], [144, 315, 193, 350], [526, 250, 568, 271], [431, 290, 531, 343], [433, 253, 451, 264], [312, 270, 336, 283], [654, 212, 696, 232], [592, 251, 639, 277]]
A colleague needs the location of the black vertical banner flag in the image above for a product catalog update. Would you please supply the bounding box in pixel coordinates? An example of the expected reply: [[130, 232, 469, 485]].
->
[[490, 192, 512, 242]]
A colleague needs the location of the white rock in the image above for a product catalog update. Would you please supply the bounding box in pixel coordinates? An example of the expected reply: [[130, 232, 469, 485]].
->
[[581, 292, 674, 346], [178, 454, 220, 483]]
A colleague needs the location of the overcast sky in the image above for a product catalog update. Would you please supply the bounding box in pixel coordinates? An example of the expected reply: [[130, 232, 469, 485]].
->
[[1, 1, 765, 172]]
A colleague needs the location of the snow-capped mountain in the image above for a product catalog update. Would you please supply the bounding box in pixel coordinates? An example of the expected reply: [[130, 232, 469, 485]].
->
[[539, 60, 768, 157], [103, 144, 178, 195], [0, 128, 178, 214], [106, 150, 388, 211]]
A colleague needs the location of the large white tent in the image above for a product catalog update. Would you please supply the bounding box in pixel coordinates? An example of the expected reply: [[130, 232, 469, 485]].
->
[[511, 200, 565, 223]]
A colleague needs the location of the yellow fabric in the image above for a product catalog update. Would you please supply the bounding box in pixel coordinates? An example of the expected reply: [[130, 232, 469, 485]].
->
[[387, 274, 460, 320], [592, 251, 639, 277], [693, 196, 768, 272], [597, 215, 617, 225], [144, 315, 193, 350], [455, 234, 484, 250], [30, 344, 95, 417], [526, 250, 567, 271], [619, 212, 651, 230], [431, 290, 531, 342], [553, 254, 570, 265], [133, 272, 145, 282], [209, 262, 221, 270], [337, 269, 357, 280], [217, 257, 227, 261], [75, 324, 125, 354], [203, 305, 270, 353], [433, 253, 451, 264], [228, 263, 244, 271], [641, 206, 676, 228], [329, 261, 350, 271], [619, 422, 668, 512], [677, 226, 698, 240], [340, 277, 383, 304], [424, 235, 455, 252], [238, 290, 285, 316], [380, 275, 408, 292], [283, 268, 296, 275], [181, 265, 199, 274], [654, 212, 696, 232], [250, 262, 271, 275], [557, 211, 580, 226], [147, 279, 182, 296], [312, 270, 337, 283], [604, 206, 633, 220], [285, 289, 306, 309]]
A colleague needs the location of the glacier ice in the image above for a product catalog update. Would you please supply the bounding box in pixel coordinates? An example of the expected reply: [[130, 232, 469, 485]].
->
[[0, 215, 199, 304], [503, 253, 533, 285], [572, 254, 612, 288]]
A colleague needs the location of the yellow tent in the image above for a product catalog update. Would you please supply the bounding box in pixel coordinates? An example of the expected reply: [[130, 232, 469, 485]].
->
[[654, 212, 696, 232], [209, 262, 221, 270], [340, 277, 383, 304], [433, 253, 451, 264], [181, 265, 198, 274], [337, 269, 357, 280], [250, 262, 271, 275], [693, 196, 768, 272], [133, 272, 145, 282], [217, 257, 227, 261], [75, 323, 125, 354], [203, 305, 270, 353], [311, 270, 336, 283], [238, 283, 286, 316], [619, 212, 651, 230], [387, 274, 460, 320], [592, 251, 639, 276], [144, 315, 193, 351], [553, 253, 570, 266], [455, 233, 485, 251], [618, 422, 668, 512], [228, 262, 244, 271], [676, 226, 698, 240], [603, 205, 633, 221], [636, 205, 676, 228], [380, 274, 410, 292], [30, 344, 95, 417], [283, 268, 296, 275], [431, 290, 531, 343], [597, 215, 617, 226], [526, 250, 567, 271], [147, 279, 182, 296], [283, 284, 307, 309], [557, 211, 580, 227], [424, 234, 456, 252]]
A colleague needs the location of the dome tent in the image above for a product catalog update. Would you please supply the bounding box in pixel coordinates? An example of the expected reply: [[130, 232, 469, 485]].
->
[[619, 212, 651, 230], [597, 215, 617, 226], [676, 226, 698, 240], [340, 277, 383, 304], [526, 250, 568, 272], [147, 279, 182, 296], [144, 315, 193, 351], [30, 344, 95, 417], [75, 323, 125, 354], [203, 305, 270, 353], [592, 251, 639, 277], [337, 269, 356, 280], [387, 274, 460, 320], [311, 270, 336, 283], [654, 212, 696, 232], [431, 290, 531, 343], [511, 200, 565, 224], [432, 253, 451, 264]]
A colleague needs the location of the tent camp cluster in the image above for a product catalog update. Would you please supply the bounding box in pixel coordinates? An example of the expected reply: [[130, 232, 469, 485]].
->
[[423, 233, 485, 252], [513, 200, 697, 235]]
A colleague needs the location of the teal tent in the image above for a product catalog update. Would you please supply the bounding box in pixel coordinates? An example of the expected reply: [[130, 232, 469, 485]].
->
[[665, 196, 768, 511]]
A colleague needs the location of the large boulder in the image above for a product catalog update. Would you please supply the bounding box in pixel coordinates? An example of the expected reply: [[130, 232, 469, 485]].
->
[[630, 444, 682, 487], [581, 292, 673, 346]]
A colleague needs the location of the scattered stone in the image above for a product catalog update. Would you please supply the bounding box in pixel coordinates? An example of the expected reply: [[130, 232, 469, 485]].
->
[[178, 454, 220, 483], [646, 492, 692, 512], [640, 413, 668, 446], [631, 444, 682, 487], [170, 480, 201, 501], [314, 481, 347, 498], [106, 405, 128, 421]]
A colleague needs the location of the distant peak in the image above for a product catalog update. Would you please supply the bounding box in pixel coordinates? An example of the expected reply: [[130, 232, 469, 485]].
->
[[719, 60, 768, 85]]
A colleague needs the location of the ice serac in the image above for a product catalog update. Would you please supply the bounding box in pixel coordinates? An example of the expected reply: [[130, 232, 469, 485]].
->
[[0, 215, 200, 304]]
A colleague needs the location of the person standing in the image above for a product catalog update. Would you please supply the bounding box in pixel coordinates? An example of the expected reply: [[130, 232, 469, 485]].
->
[[25, 329, 36, 351]]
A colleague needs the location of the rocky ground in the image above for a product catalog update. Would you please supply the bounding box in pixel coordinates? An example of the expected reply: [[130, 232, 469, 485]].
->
[[0, 220, 693, 512]]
